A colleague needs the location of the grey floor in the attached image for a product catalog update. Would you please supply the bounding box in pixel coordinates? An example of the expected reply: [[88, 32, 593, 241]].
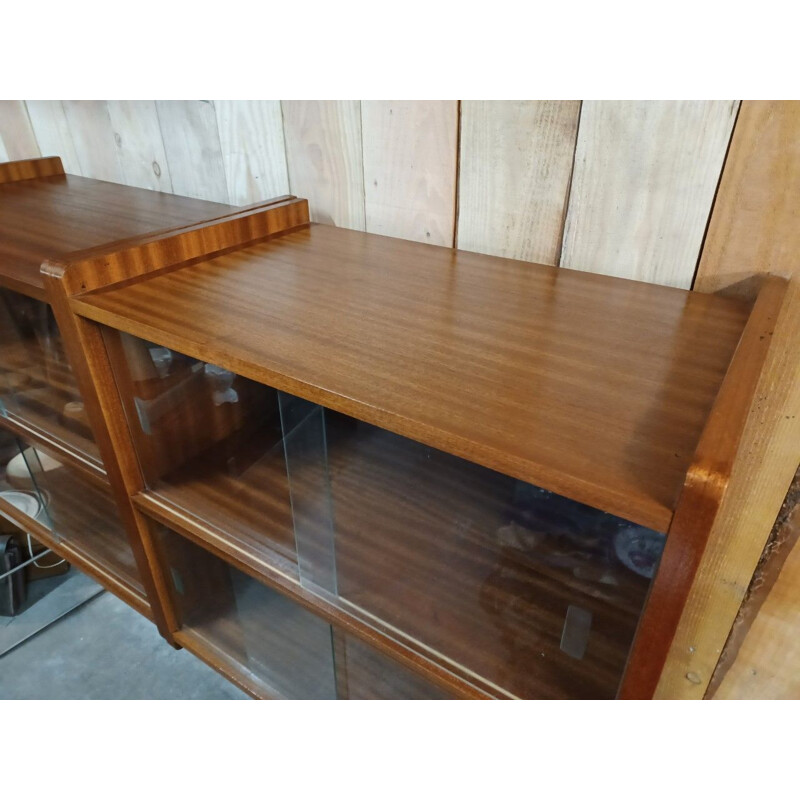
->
[[0, 575, 248, 700]]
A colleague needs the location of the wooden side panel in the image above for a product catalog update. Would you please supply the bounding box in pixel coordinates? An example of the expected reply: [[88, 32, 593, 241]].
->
[[107, 100, 174, 192], [25, 100, 82, 174], [561, 101, 738, 288], [0, 101, 40, 161], [656, 100, 800, 699], [61, 101, 124, 183], [457, 101, 580, 264], [620, 277, 789, 698], [282, 100, 365, 230], [155, 100, 230, 203], [215, 100, 290, 205], [361, 100, 457, 246]]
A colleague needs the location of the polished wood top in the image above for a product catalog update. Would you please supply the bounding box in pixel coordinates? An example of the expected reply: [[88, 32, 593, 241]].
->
[[71, 223, 752, 531], [0, 172, 233, 300]]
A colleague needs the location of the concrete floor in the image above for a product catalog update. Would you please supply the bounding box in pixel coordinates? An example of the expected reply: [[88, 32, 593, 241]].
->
[[0, 579, 248, 700]]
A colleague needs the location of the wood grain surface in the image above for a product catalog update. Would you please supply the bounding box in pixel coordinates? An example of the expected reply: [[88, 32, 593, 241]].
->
[[0, 101, 40, 162], [0, 168, 234, 299], [61, 101, 123, 183], [106, 100, 174, 192], [713, 488, 800, 698], [282, 101, 365, 229], [458, 101, 580, 264], [71, 223, 750, 531], [361, 100, 458, 246], [619, 276, 789, 698], [656, 100, 800, 699], [215, 100, 290, 205], [0, 156, 63, 186], [155, 101, 229, 203], [25, 101, 82, 174], [561, 101, 738, 288]]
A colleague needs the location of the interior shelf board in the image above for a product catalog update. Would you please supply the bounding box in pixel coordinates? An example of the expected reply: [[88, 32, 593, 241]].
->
[[71, 224, 752, 531], [0, 411, 106, 484], [136, 412, 651, 699], [0, 492, 149, 618]]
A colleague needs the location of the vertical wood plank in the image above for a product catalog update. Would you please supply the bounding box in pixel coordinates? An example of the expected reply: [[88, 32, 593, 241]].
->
[[361, 100, 457, 246], [457, 101, 581, 264], [25, 100, 82, 174], [155, 100, 230, 203], [62, 101, 124, 183], [0, 100, 41, 161], [561, 101, 738, 287], [215, 100, 290, 205], [107, 100, 174, 192], [282, 100, 365, 229], [713, 499, 800, 699], [655, 100, 800, 699]]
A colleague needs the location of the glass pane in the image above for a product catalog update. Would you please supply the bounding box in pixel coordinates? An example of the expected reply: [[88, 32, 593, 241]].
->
[[104, 330, 297, 576], [21, 444, 143, 594], [0, 289, 99, 463], [278, 394, 337, 593], [333, 632, 452, 700], [155, 524, 453, 699], [288, 411, 665, 700], [0, 432, 51, 530], [104, 330, 664, 698]]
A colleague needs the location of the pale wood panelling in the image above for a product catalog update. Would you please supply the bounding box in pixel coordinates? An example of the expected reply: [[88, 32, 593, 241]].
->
[[25, 101, 82, 174], [457, 101, 580, 264], [155, 100, 229, 203], [0, 101, 40, 161], [282, 100, 365, 229], [561, 101, 738, 288], [62, 101, 124, 183], [714, 500, 800, 699], [107, 100, 174, 192], [654, 100, 800, 699], [215, 100, 290, 205], [361, 101, 458, 246]]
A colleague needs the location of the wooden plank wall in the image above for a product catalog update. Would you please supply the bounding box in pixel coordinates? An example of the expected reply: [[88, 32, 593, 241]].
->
[[0, 100, 737, 290], [5, 99, 799, 698]]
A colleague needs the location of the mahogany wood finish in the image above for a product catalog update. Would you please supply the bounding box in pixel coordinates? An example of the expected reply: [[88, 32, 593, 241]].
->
[[619, 276, 789, 698], [39, 198, 310, 640], [0, 156, 64, 185], [24, 152, 785, 698], [0, 158, 235, 301], [61, 211, 787, 698], [0, 157, 308, 637], [70, 224, 750, 533]]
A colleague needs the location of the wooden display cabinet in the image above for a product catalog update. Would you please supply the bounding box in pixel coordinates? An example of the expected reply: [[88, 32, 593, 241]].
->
[[43, 190, 788, 699], [0, 156, 272, 627]]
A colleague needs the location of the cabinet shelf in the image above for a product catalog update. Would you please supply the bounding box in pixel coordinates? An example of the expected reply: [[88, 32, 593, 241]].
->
[[72, 223, 751, 532], [156, 523, 453, 700], [10, 442, 145, 601], [132, 401, 655, 699], [0, 437, 148, 616], [44, 178, 785, 699]]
